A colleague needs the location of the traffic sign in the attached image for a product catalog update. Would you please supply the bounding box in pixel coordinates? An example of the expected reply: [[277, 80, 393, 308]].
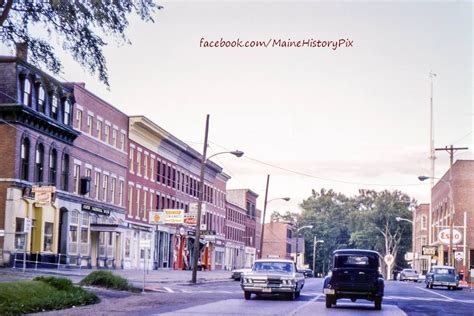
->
[[455, 251, 463, 262], [384, 254, 394, 266]]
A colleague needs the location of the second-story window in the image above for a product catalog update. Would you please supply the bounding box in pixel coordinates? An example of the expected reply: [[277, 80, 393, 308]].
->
[[129, 148, 135, 172], [112, 129, 117, 147], [421, 215, 427, 230], [105, 125, 110, 144], [49, 148, 57, 186], [143, 155, 148, 178], [35, 143, 44, 183], [20, 137, 30, 181], [63, 100, 71, 125], [87, 115, 93, 134], [73, 164, 80, 194], [51, 95, 59, 120], [97, 120, 102, 140], [22, 78, 32, 106], [76, 110, 82, 130], [38, 85, 46, 113], [137, 151, 142, 176]]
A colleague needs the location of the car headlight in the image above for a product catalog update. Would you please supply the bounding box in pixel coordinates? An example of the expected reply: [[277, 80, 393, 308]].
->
[[282, 279, 295, 285], [244, 278, 253, 284]]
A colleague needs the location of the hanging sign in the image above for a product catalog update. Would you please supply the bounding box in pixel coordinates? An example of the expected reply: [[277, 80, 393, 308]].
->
[[438, 228, 462, 245]]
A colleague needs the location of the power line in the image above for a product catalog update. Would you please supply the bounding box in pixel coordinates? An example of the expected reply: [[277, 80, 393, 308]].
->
[[209, 141, 423, 187]]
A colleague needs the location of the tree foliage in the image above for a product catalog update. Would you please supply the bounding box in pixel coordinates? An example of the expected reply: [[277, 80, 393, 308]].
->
[[295, 188, 415, 277], [0, 0, 162, 86]]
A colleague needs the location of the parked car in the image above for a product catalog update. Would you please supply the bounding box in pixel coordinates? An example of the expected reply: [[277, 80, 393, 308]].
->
[[425, 266, 460, 290], [323, 249, 384, 310], [399, 269, 419, 282], [297, 267, 314, 278], [240, 259, 305, 300], [231, 267, 252, 281]]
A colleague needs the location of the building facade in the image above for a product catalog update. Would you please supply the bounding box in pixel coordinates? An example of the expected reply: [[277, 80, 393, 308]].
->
[[412, 203, 430, 274], [431, 160, 474, 274], [0, 52, 79, 266], [224, 201, 246, 270], [261, 220, 293, 260]]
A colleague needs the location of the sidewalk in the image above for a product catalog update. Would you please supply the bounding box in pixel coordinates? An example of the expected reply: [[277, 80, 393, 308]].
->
[[0, 266, 234, 289]]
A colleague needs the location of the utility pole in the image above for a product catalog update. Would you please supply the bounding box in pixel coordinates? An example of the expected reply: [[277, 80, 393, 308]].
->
[[313, 236, 316, 276], [435, 145, 468, 267], [259, 175, 270, 259], [428, 71, 436, 246], [191, 114, 210, 284]]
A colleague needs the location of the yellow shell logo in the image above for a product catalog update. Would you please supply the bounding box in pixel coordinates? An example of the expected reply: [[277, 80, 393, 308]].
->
[[154, 214, 161, 222]]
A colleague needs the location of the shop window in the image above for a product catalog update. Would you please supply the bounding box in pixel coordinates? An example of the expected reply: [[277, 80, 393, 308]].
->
[[125, 231, 131, 258], [80, 227, 89, 255], [38, 85, 46, 113], [61, 153, 69, 191], [69, 225, 78, 254], [22, 78, 32, 106], [99, 232, 106, 257], [20, 137, 30, 181], [43, 222, 54, 252], [49, 148, 57, 186], [108, 232, 114, 257], [63, 100, 71, 125], [15, 217, 25, 249], [35, 143, 44, 183]]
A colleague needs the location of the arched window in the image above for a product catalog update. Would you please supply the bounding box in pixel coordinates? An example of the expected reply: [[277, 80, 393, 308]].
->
[[22, 78, 32, 106], [61, 153, 69, 191], [35, 143, 44, 183], [51, 95, 59, 120], [20, 137, 30, 180], [49, 148, 57, 186], [63, 99, 71, 125], [38, 85, 46, 113]]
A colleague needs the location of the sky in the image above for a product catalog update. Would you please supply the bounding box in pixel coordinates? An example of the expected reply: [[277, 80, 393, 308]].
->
[[1, 1, 472, 221]]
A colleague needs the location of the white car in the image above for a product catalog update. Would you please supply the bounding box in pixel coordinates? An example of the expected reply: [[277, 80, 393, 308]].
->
[[231, 267, 252, 281]]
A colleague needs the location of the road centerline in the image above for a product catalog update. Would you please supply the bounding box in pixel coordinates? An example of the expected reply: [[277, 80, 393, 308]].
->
[[415, 286, 454, 301]]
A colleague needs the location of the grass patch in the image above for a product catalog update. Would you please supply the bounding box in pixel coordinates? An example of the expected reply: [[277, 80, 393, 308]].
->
[[80, 270, 139, 292], [0, 278, 99, 315]]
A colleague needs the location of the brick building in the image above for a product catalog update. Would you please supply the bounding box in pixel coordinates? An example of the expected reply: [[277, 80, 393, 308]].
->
[[128, 116, 230, 270], [0, 51, 79, 266], [226, 189, 260, 267], [261, 220, 293, 260], [224, 201, 246, 270], [431, 160, 474, 273], [412, 203, 430, 274]]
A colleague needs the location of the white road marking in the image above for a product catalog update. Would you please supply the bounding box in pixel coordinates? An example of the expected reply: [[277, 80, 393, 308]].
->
[[289, 294, 323, 316], [416, 286, 454, 301], [163, 287, 174, 293]]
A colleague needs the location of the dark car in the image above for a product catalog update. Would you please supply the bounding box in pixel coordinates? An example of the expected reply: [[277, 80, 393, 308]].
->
[[298, 267, 314, 278], [323, 249, 384, 310]]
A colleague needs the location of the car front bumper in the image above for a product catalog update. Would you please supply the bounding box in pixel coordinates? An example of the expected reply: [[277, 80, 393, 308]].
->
[[241, 285, 297, 293], [432, 281, 458, 287]]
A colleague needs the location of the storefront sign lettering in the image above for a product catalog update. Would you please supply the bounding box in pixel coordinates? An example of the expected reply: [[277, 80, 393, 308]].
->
[[82, 204, 111, 216]]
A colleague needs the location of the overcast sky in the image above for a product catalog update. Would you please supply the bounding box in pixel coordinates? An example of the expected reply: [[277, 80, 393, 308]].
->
[[1, 1, 472, 221]]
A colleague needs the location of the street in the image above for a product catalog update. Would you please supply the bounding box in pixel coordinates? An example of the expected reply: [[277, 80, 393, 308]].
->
[[30, 274, 474, 316]]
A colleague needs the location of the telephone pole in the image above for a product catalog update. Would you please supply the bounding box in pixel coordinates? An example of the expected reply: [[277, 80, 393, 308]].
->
[[435, 145, 468, 266]]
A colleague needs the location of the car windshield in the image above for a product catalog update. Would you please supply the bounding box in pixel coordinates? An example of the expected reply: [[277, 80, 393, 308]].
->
[[433, 268, 455, 275], [404, 269, 416, 273], [334, 254, 378, 268], [253, 261, 294, 273]]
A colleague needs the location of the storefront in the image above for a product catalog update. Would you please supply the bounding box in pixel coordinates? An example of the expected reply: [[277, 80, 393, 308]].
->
[[154, 224, 174, 269], [245, 246, 256, 268], [123, 223, 154, 270], [225, 241, 245, 270]]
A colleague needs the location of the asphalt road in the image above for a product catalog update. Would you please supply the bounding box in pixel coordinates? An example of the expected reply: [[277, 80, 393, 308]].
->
[[19, 275, 474, 315]]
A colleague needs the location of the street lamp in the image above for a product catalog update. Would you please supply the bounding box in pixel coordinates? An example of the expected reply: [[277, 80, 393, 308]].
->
[[312, 237, 324, 277], [396, 217, 414, 225], [191, 115, 244, 284], [418, 175, 455, 267], [294, 225, 313, 266], [259, 180, 290, 259]]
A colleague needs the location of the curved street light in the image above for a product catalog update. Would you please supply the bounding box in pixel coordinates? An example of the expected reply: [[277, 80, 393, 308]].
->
[[396, 216, 414, 225], [294, 225, 313, 265], [191, 115, 244, 284]]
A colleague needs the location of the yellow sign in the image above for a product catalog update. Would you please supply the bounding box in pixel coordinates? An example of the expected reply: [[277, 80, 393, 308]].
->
[[163, 209, 184, 224]]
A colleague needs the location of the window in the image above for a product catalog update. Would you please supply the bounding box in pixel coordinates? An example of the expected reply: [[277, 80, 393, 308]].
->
[[76, 109, 82, 130], [61, 153, 69, 191], [15, 217, 25, 249], [51, 95, 58, 120], [22, 78, 32, 106], [120, 133, 125, 151], [80, 214, 89, 255], [128, 187, 133, 214], [63, 100, 71, 125], [94, 172, 100, 199], [421, 215, 427, 230], [20, 137, 30, 181], [150, 158, 154, 181], [119, 180, 124, 206], [142, 191, 147, 218], [85, 168, 91, 197], [137, 151, 142, 176], [143, 155, 148, 178], [38, 85, 46, 113], [129, 148, 135, 172], [87, 115, 93, 134], [136, 188, 140, 217], [97, 120, 102, 140], [44, 222, 54, 252], [105, 125, 110, 144], [73, 165, 80, 194], [111, 177, 116, 204], [112, 129, 117, 147], [49, 148, 57, 185], [125, 231, 131, 258], [156, 160, 161, 182], [102, 175, 108, 201], [69, 212, 78, 254]]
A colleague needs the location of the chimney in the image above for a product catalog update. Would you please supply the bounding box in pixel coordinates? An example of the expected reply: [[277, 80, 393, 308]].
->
[[15, 42, 28, 61]]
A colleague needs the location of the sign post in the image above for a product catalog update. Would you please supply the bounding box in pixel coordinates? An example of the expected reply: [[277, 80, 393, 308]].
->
[[140, 239, 151, 293], [384, 254, 394, 280]]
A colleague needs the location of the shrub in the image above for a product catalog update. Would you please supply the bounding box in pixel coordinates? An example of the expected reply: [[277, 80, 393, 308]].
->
[[33, 276, 74, 291], [80, 270, 135, 291]]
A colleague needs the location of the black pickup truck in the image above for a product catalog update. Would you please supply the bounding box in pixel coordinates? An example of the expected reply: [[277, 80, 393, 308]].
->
[[323, 249, 385, 310]]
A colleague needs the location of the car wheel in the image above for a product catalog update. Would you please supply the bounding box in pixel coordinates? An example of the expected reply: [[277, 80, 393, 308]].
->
[[244, 291, 251, 300], [325, 295, 334, 308], [428, 283, 433, 289], [295, 291, 300, 298], [374, 297, 382, 310]]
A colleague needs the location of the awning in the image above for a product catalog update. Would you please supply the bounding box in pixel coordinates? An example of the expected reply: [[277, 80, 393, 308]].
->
[[90, 224, 127, 233]]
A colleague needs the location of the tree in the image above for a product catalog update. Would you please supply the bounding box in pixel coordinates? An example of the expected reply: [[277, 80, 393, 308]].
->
[[0, 0, 162, 86]]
